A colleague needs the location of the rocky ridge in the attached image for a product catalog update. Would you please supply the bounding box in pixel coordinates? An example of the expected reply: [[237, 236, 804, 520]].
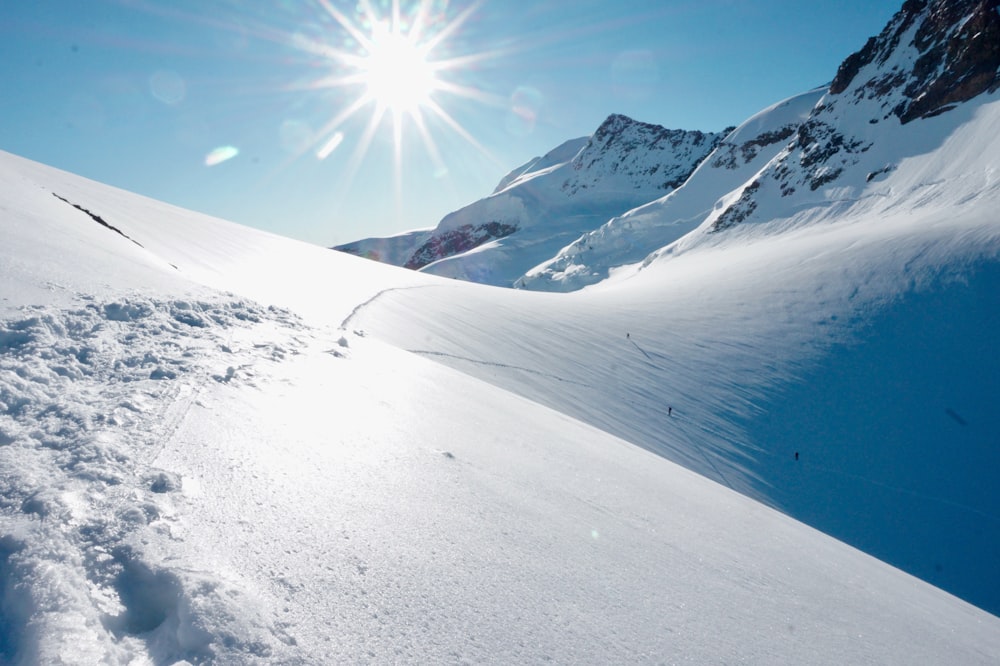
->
[[710, 0, 1000, 233]]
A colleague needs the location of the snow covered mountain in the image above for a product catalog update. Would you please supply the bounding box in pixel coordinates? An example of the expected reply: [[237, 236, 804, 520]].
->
[[522, 0, 1000, 291], [517, 87, 826, 290], [335, 117, 724, 286], [672, 0, 1000, 245]]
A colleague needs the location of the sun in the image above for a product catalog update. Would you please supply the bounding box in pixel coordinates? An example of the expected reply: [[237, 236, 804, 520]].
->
[[271, 0, 503, 214], [360, 23, 439, 114]]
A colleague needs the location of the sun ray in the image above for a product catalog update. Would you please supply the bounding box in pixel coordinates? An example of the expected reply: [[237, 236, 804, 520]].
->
[[409, 106, 449, 179], [421, 98, 505, 170], [229, 0, 507, 226], [421, 0, 482, 54]]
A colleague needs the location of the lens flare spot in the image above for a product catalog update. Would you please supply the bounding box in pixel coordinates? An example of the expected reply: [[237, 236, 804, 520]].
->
[[506, 86, 544, 136], [204, 145, 239, 166], [149, 69, 186, 105], [316, 131, 345, 160]]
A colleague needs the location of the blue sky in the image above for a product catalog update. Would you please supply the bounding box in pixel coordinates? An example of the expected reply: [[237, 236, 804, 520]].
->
[[1, 0, 903, 246]]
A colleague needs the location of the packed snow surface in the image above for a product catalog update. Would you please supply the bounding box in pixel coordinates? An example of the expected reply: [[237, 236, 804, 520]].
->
[[3, 146, 1000, 665]]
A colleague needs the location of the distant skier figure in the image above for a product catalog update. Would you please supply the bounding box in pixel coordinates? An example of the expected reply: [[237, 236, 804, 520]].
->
[[626, 332, 630, 339], [668, 406, 672, 417], [794, 451, 799, 461]]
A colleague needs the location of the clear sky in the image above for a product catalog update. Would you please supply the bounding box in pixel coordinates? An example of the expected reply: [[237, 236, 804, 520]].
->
[[1, 0, 903, 247]]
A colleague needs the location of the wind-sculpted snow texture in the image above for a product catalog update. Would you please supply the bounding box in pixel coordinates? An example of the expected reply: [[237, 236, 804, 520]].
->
[[0, 297, 311, 663], [336, 118, 724, 286]]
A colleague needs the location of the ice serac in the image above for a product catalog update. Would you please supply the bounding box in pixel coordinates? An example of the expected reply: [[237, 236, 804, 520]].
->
[[335, 117, 724, 286], [688, 0, 1000, 239], [516, 88, 824, 291]]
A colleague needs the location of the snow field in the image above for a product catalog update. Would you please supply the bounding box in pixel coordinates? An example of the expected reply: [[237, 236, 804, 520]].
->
[[146, 332, 1000, 663]]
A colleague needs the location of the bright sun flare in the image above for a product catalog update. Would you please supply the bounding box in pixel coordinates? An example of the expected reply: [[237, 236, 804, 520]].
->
[[283, 0, 499, 210], [361, 25, 439, 113]]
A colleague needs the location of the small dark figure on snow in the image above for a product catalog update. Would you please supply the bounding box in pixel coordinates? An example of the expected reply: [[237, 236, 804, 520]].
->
[[794, 451, 799, 461], [668, 406, 672, 417]]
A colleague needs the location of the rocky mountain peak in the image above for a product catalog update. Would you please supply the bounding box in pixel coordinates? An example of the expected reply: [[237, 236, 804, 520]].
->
[[585, 114, 715, 159], [830, 0, 1000, 123], [564, 114, 723, 195]]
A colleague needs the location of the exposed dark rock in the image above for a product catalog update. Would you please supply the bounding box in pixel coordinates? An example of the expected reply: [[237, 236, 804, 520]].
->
[[809, 167, 844, 191], [711, 125, 799, 170], [404, 221, 517, 270], [831, 0, 1000, 123], [898, 0, 1000, 123], [710, 180, 760, 232], [563, 114, 724, 194], [52, 193, 143, 248], [830, 0, 926, 94]]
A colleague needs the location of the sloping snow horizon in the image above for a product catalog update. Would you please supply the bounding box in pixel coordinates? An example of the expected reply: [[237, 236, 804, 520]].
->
[[3, 148, 999, 664]]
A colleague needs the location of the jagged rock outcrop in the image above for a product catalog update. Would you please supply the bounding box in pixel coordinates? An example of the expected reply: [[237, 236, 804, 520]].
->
[[708, 0, 1000, 233], [562, 114, 723, 195], [831, 0, 1000, 123]]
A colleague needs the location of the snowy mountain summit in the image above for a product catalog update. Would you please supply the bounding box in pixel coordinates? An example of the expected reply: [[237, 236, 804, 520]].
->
[[336, 115, 723, 286], [516, 87, 826, 290]]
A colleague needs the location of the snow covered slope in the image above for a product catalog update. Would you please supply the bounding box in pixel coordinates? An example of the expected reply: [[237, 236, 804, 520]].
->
[[351, 0, 1000, 617], [335, 118, 724, 287], [3, 148, 1000, 664]]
